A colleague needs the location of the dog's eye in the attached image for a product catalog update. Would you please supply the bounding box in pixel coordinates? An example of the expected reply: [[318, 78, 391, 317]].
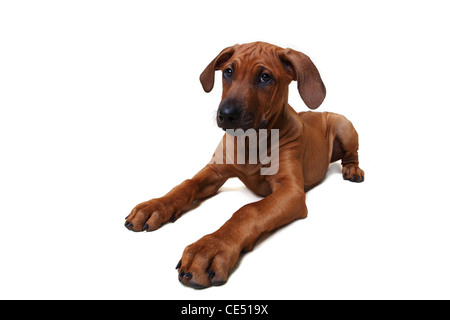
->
[[260, 73, 271, 83], [223, 68, 233, 80]]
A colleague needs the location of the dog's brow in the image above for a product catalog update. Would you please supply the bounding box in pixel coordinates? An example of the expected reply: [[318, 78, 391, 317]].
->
[[256, 64, 270, 72]]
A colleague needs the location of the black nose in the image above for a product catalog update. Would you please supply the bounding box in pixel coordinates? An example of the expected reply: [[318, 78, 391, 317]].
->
[[218, 104, 240, 125]]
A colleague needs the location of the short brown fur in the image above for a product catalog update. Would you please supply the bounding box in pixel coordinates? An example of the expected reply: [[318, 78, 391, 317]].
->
[[125, 42, 364, 288]]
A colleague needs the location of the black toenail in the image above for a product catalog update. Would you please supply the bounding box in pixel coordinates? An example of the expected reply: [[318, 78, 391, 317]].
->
[[184, 272, 192, 280], [207, 270, 215, 279], [125, 221, 133, 229]]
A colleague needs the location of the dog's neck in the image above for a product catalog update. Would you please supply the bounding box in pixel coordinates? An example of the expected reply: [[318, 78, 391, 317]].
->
[[266, 101, 304, 142]]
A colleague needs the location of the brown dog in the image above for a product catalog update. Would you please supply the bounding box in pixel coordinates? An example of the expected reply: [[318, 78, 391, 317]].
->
[[125, 41, 364, 288]]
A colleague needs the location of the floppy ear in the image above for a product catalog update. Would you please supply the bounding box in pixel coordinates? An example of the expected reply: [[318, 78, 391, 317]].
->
[[279, 48, 326, 109], [200, 45, 237, 93]]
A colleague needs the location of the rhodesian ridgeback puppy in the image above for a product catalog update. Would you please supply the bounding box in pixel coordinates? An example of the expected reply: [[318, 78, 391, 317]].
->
[[125, 41, 364, 288]]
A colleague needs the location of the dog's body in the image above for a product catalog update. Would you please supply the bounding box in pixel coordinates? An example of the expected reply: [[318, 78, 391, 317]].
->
[[125, 42, 364, 288]]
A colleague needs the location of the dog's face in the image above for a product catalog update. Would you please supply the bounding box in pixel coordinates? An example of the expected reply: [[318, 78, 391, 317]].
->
[[200, 42, 326, 131]]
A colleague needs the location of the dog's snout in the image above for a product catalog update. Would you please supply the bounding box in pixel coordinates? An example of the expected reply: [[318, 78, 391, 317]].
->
[[218, 104, 241, 125]]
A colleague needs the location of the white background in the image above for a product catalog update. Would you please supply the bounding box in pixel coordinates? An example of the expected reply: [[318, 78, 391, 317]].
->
[[1, 0, 449, 300]]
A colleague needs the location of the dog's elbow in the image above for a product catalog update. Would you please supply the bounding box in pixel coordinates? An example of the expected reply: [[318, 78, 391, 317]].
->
[[285, 189, 308, 219]]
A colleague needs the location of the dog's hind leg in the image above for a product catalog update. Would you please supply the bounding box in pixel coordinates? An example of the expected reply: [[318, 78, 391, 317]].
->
[[328, 113, 365, 183]]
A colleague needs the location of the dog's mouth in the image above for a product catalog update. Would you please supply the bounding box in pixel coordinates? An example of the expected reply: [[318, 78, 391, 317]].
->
[[217, 113, 266, 132], [218, 121, 253, 132]]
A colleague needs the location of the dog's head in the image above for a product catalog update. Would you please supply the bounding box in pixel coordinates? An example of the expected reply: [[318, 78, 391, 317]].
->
[[200, 42, 326, 131]]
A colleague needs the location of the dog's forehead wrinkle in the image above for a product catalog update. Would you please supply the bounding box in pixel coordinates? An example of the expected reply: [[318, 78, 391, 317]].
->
[[231, 52, 282, 76], [230, 58, 273, 80]]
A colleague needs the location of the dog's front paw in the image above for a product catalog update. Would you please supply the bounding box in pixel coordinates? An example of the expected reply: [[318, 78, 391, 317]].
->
[[176, 235, 240, 289], [342, 164, 364, 183], [125, 198, 176, 232]]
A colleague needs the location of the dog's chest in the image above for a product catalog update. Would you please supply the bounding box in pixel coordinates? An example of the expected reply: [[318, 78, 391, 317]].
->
[[236, 166, 272, 197]]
